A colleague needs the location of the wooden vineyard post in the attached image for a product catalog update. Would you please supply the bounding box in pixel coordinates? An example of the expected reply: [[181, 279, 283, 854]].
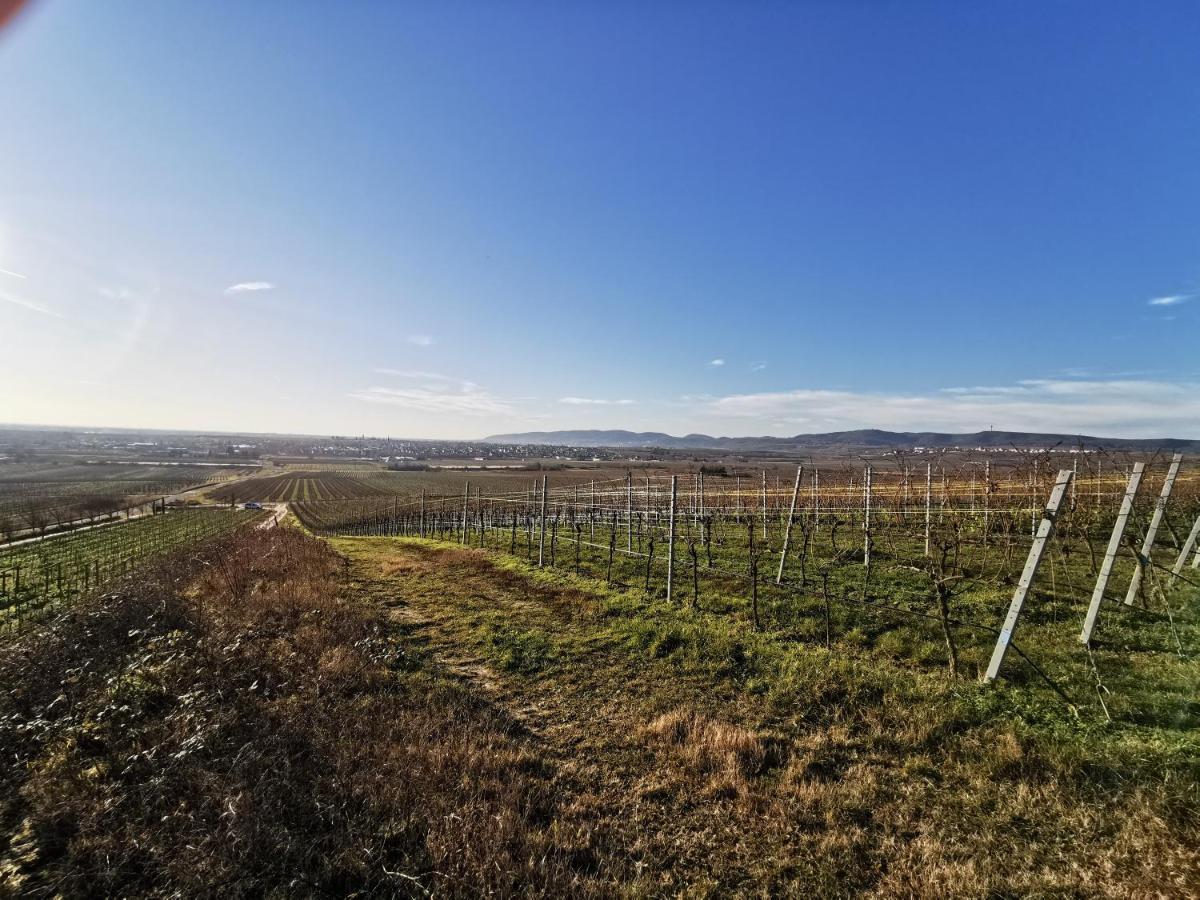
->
[[1169, 513, 1200, 588], [666, 475, 677, 603], [984, 468, 1073, 683], [1124, 452, 1182, 606], [537, 476, 548, 567], [1079, 462, 1144, 645], [777, 465, 803, 584], [419, 488, 426, 537]]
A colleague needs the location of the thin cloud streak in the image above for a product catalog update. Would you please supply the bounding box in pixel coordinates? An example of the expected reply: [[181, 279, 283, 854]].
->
[[559, 397, 634, 405], [224, 281, 275, 295], [373, 368, 456, 381], [405, 334, 435, 346], [1148, 294, 1188, 307], [700, 379, 1200, 439], [0, 290, 62, 318], [709, 358, 725, 367], [350, 384, 515, 416], [0, 267, 27, 280]]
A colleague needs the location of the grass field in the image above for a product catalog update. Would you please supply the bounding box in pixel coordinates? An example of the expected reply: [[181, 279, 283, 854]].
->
[[0, 524, 1194, 895]]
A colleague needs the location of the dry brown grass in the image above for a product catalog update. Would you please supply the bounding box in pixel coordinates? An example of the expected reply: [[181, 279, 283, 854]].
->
[[644, 709, 769, 797], [0, 529, 627, 897]]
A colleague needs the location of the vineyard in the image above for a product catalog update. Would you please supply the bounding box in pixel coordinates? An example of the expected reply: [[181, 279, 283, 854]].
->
[[0, 508, 264, 628], [0, 462, 249, 539], [209, 465, 652, 504], [295, 452, 1200, 721]]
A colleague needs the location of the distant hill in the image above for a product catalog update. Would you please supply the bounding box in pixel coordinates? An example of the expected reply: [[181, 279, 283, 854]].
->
[[482, 428, 1200, 453]]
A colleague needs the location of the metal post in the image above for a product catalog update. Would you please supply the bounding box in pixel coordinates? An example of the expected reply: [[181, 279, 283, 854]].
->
[[1124, 452, 1182, 606], [1080, 462, 1144, 644], [985, 468, 1073, 682], [419, 488, 425, 537], [537, 475, 548, 567], [776, 465, 803, 584], [666, 475, 677, 602]]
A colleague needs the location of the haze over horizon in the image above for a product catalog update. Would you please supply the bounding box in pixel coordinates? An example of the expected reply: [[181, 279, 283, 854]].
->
[[2, 2, 1197, 439]]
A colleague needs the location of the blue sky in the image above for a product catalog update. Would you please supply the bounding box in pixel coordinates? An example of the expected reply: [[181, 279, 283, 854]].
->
[[1, 1, 1197, 439]]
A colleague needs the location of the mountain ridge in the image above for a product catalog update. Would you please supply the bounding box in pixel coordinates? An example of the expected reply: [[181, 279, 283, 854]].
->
[[482, 428, 1199, 452]]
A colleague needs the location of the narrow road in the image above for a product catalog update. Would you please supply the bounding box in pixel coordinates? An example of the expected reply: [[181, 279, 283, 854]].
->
[[257, 503, 288, 529]]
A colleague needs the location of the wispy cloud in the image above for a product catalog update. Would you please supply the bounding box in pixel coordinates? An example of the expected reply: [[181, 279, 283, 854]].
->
[[749, 360, 768, 372], [695, 378, 1200, 439], [559, 397, 635, 405], [224, 281, 275, 295], [373, 368, 455, 380], [0, 289, 62, 318], [98, 286, 135, 301], [709, 358, 725, 367], [405, 334, 435, 346], [0, 266, 27, 280], [350, 384, 515, 416], [1148, 294, 1188, 307]]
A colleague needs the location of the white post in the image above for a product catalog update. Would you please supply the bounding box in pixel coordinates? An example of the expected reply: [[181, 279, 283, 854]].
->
[[984, 469, 1073, 683], [1169, 513, 1200, 588], [666, 475, 677, 602], [760, 470, 768, 539], [537, 475, 547, 567], [776, 465, 803, 584], [1080, 462, 1144, 644], [863, 464, 872, 568], [1124, 453, 1183, 606], [626, 474, 633, 552], [461, 481, 470, 544]]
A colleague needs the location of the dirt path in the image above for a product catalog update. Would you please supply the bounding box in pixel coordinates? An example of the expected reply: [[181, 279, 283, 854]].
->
[[332, 537, 814, 892]]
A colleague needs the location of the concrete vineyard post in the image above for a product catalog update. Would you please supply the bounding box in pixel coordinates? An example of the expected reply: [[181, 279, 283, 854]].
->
[[985, 468, 1073, 683], [1169, 513, 1200, 588], [1124, 453, 1183, 606], [1080, 462, 1144, 645], [924, 462, 932, 556], [776, 465, 803, 584]]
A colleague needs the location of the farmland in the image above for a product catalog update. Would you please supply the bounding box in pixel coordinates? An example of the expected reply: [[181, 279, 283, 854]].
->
[[1, 442, 1198, 895], [1, 496, 1197, 894], [295, 453, 1200, 721], [0, 460, 250, 540]]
